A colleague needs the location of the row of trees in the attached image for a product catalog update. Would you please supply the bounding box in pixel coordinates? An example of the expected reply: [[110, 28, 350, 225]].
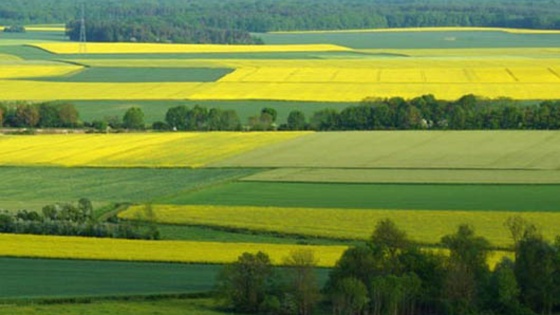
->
[[308, 95, 560, 131], [65, 19, 263, 45], [218, 218, 560, 315], [4, 96, 560, 132], [0, 102, 79, 129], [0, 199, 159, 240]]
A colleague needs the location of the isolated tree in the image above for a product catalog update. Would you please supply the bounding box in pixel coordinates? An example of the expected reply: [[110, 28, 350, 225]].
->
[[283, 249, 321, 315], [287, 110, 306, 130], [261, 107, 278, 123], [122, 106, 145, 130], [216, 251, 275, 313]]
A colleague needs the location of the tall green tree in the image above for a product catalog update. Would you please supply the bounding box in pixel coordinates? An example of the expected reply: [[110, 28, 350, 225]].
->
[[441, 225, 490, 314], [216, 251, 275, 314], [287, 110, 307, 130], [122, 107, 145, 130], [283, 249, 321, 315]]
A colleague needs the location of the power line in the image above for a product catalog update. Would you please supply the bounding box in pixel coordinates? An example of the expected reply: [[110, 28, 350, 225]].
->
[[79, 1, 87, 53]]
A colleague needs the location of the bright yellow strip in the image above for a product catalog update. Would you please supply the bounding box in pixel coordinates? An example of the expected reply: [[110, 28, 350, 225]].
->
[[33, 43, 351, 54], [0, 234, 345, 267], [0, 132, 309, 168], [121, 205, 560, 248], [0, 64, 82, 79], [270, 26, 560, 35]]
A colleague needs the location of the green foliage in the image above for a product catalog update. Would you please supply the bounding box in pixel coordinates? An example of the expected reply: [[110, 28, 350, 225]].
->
[[3, 25, 26, 33], [285, 110, 306, 130], [122, 107, 145, 130], [441, 225, 491, 314], [216, 251, 276, 313], [331, 277, 369, 315]]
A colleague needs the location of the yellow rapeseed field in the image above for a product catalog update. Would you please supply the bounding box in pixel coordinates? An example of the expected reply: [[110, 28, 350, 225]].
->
[[0, 132, 309, 168], [33, 43, 351, 54], [0, 233, 346, 267], [0, 64, 82, 79], [120, 205, 560, 248], [270, 26, 560, 35]]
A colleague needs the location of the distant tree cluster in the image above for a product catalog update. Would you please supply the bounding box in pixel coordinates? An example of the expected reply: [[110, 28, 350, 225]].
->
[[305, 95, 560, 131], [156, 105, 242, 131], [0, 102, 79, 128], [0, 199, 159, 240], [3, 25, 25, 33], [217, 249, 320, 315], [219, 218, 560, 315], [65, 19, 262, 45]]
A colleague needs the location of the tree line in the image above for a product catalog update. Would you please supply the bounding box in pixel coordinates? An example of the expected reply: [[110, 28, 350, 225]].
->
[[1, 0, 560, 44], [218, 218, 560, 315], [3, 96, 560, 132], [0, 199, 160, 240]]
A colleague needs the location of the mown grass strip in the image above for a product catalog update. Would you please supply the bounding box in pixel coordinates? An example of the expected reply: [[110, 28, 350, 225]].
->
[[156, 181, 560, 213], [241, 168, 560, 184]]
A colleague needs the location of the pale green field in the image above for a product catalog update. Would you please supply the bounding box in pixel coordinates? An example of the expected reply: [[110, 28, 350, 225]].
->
[[241, 168, 560, 184], [211, 131, 560, 170]]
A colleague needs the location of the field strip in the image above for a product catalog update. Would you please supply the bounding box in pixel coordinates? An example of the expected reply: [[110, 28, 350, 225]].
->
[[0, 64, 83, 79], [269, 26, 560, 35], [121, 205, 560, 248], [33, 43, 352, 54], [69, 57, 560, 69], [210, 131, 560, 170], [240, 168, 560, 184], [188, 82, 560, 101], [0, 132, 310, 168], [0, 234, 346, 267]]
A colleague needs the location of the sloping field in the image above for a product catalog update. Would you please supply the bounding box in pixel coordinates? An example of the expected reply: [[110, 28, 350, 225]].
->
[[0, 132, 309, 168], [0, 234, 346, 267], [0, 80, 207, 100], [38, 67, 233, 83], [260, 29, 560, 49], [3, 79, 558, 101], [0, 63, 82, 79], [241, 168, 560, 184], [211, 131, 560, 170], [34, 43, 351, 54], [121, 205, 560, 248], [0, 167, 257, 210]]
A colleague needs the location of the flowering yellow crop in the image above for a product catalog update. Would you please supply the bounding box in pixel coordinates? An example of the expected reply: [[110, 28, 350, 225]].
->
[[0, 132, 310, 168], [33, 43, 351, 54], [120, 205, 560, 248], [270, 26, 560, 35], [0, 64, 82, 79], [0, 53, 22, 61], [0, 233, 346, 267]]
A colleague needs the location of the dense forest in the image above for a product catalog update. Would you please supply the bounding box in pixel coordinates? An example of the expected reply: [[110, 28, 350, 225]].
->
[[2, 0, 560, 44]]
